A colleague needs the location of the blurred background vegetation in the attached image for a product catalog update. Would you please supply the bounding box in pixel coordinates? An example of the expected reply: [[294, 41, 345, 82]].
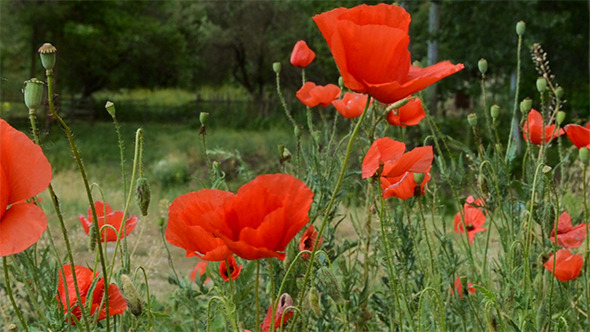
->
[[0, 0, 588, 127]]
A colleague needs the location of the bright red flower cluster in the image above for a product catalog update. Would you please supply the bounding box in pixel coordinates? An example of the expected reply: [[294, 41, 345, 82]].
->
[[296, 82, 341, 108], [79, 201, 138, 242], [57, 265, 127, 324], [544, 211, 586, 282], [0, 119, 52, 257], [453, 196, 487, 245], [166, 174, 314, 261], [522, 109, 564, 145], [543, 249, 583, 282]]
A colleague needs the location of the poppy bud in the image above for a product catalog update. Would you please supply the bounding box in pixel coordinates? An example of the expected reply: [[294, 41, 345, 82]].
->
[[536, 77, 547, 93], [490, 105, 500, 120], [520, 98, 532, 114], [556, 111, 566, 125], [290, 41, 316, 68], [273, 62, 282, 74], [278, 144, 292, 164], [88, 222, 97, 251], [338, 76, 344, 88], [105, 101, 116, 118], [199, 112, 209, 126], [516, 21, 526, 36], [23, 78, 45, 111], [389, 97, 411, 110], [467, 113, 478, 127], [318, 267, 342, 304], [38, 43, 57, 71], [542, 165, 552, 176], [413, 173, 425, 185], [157, 217, 165, 228], [478, 58, 488, 75], [308, 286, 322, 316], [121, 274, 143, 316], [412, 60, 423, 68], [135, 177, 151, 216], [579, 147, 589, 164], [555, 87, 564, 99]]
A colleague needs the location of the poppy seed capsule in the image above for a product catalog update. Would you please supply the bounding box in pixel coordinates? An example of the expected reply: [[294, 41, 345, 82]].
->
[[516, 21, 526, 36], [23, 78, 45, 110], [199, 112, 209, 126], [105, 101, 116, 118], [120, 274, 142, 316], [478, 58, 488, 75], [555, 87, 564, 99], [536, 77, 547, 93], [273, 62, 282, 74], [135, 177, 151, 216], [308, 286, 322, 316], [490, 105, 500, 120], [413, 172, 425, 185], [556, 111, 566, 125], [520, 98, 532, 114], [467, 113, 477, 127], [38, 43, 57, 71], [579, 147, 589, 164]]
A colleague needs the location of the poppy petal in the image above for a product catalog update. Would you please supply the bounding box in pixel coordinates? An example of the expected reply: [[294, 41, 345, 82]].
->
[[564, 123, 590, 149], [0, 203, 47, 256], [362, 138, 406, 178]]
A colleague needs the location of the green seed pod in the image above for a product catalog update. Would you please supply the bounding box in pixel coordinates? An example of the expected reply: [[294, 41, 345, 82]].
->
[[478, 58, 488, 75], [135, 177, 151, 216], [467, 113, 478, 127], [273, 62, 282, 74], [520, 98, 532, 114], [579, 147, 589, 164], [555, 86, 564, 99], [199, 112, 209, 126], [23, 78, 45, 110], [413, 173, 425, 185], [308, 286, 322, 316], [390, 97, 411, 110], [157, 217, 165, 228], [536, 77, 547, 93], [516, 21, 526, 36], [318, 267, 342, 304], [338, 76, 344, 88], [556, 111, 566, 125], [121, 274, 143, 316], [38, 43, 57, 71], [88, 222, 97, 251], [490, 105, 500, 120], [105, 101, 116, 118]]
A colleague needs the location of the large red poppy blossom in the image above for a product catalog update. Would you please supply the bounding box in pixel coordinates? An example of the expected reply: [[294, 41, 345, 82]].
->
[[549, 211, 587, 249], [313, 4, 464, 104], [57, 265, 127, 324], [451, 276, 475, 299], [79, 201, 138, 242], [331, 92, 369, 118], [362, 137, 407, 179], [0, 119, 52, 257], [543, 249, 583, 282], [299, 224, 322, 260], [166, 189, 234, 261], [190, 261, 211, 284], [564, 122, 590, 149], [522, 109, 564, 145], [386, 97, 425, 127], [219, 256, 242, 282], [261, 293, 294, 332], [453, 196, 487, 244], [296, 82, 341, 107], [381, 166, 431, 200], [290, 40, 316, 68]]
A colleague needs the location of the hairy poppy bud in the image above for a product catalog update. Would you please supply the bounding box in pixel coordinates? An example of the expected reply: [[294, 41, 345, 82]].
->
[[389, 97, 411, 110], [105, 101, 116, 118], [308, 286, 322, 316], [490, 105, 500, 120], [121, 274, 143, 316], [580, 147, 589, 164], [413, 173, 425, 185], [23, 78, 45, 111], [273, 62, 282, 74], [38, 43, 57, 71], [536, 77, 547, 93], [478, 58, 488, 75], [520, 98, 532, 114], [318, 267, 342, 304], [556, 111, 566, 125], [516, 21, 526, 36], [135, 177, 151, 216], [467, 113, 478, 127], [88, 222, 97, 251]]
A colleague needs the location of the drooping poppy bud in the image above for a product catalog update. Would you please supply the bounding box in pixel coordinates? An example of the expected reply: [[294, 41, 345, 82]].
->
[[135, 177, 151, 216], [121, 274, 142, 316]]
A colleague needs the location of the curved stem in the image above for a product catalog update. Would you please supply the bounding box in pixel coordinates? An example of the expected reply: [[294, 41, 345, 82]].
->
[[3, 257, 30, 332]]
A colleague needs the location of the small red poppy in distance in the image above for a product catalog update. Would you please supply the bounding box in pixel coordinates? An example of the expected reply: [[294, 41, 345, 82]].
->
[[331, 92, 370, 118], [0, 119, 52, 257], [549, 211, 587, 249], [57, 264, 127, 324], [299, 224, 322, 260], [313, 4, 463, 104], [190, 261, 211, 284], [261, 293, 294, 332], [522, 109, 564, 145], [564, 122, 590, 149], [543, 249, 583, 282], [454, 196, 487, 244], [296, 82, 341, 107], [386, 97, 425, 127], [451, 276, 475, 298], [290, 40, 316, 68], [219, 256, 242, 282], [79, 201, 138, 242]]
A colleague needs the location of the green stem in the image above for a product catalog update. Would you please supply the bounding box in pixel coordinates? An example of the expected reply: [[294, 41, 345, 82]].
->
[[417, 195, 435, 276], [256, 260, 261, 332], [480, 74, 492, 139], [506, 33, 523, 163], [523, 163, 545, 308], [3, 257, 30, 332], [111, 115, 127, 201]]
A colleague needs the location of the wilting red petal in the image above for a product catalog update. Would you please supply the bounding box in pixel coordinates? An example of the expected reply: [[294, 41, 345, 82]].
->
[[0, 202, 48, 256], [219, 256, 242, 282], [261, 293, 294, 332], [79, 201, 138, 242], [543, 249, 583, 282], [290, 40, 316, 68], [299, 224, 322, 260], [361, 138, 406, 178], [382, 145, 433, 178], [386, 97, 425, 127], [166, 190, 233, 261], [550, 211, 587, 248], [296, 82, 340, 107], [332, 92, 369, 119], [522, 109, 564, 145], [564, 123, 590, 149]]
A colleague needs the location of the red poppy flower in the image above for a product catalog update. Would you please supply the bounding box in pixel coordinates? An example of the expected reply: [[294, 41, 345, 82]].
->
[[543, 249, 583, 282], [522, 109, 564, 145], [379, 146, 433, 200], [296, 82, 341, 107], [454, 196, 487, 244], [564, 122, 590, 149], [0, 119, 52, 257], [313, 4, 464, 104], [381, 167, 431, 200], [190, 261, 211, 284], [290, 40, 316, 68], [79, 201, 138, 242], [220, 256, 242, 282], [57, 264, 127, 324], [299, 224, 322, 260], [331, 92, 369, 118], [362, 137, 407, 179], [549, 211, 587, 249], [166, 189, 234, 261], [386, 97, 425, 127], [451, 276, 475, 298], [261, 293, 294, 332]]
